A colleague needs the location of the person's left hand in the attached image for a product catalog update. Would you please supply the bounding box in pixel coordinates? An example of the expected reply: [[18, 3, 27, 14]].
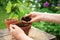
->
[[10, 24, 34, 40], [10, 24, 26, 40]]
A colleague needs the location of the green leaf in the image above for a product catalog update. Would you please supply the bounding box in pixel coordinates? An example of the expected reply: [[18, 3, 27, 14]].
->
[[6, 1, 12, 13], [9, 12, 18, 19]]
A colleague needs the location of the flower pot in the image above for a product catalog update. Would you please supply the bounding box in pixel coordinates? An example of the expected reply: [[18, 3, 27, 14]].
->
[[15, 21, 31, 35], [5, 19, 18, 31], [15, 16, 32, 35], [5, 16, 32, 35]]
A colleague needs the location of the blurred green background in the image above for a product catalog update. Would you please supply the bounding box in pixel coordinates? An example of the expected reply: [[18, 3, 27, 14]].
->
[[0, 0, 60, 38]]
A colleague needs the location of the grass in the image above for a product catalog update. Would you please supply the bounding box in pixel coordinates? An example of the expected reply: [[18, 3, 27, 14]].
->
[[0, 6, 9, 29]]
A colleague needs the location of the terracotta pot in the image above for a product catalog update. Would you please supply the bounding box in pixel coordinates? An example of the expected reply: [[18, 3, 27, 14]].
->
[[5, 16, 32, 35], [5, 19, 18, 31], [21, 25, 31, 35], [15, 21, 31, 35], [20, 17, 32, 35]]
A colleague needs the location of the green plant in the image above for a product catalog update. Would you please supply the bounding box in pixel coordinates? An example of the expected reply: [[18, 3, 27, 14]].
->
[[0, 0, 6, 6], [5, 1, 32, 20], [33, 21, 60, 35], [39, 8, 53, 13], [56, 9, 60, 13]]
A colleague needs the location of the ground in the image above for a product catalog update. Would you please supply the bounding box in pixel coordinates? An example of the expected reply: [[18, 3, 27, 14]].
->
[[0, 27, 55, 40]]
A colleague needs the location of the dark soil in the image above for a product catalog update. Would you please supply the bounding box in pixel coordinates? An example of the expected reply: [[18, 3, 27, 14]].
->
[[16, 21, 31, 27], [21, 17, 31, 22]]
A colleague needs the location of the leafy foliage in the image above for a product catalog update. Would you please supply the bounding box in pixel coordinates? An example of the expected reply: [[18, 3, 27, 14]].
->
[[6, 1, 12, 13], [5, 1, 32, 20]]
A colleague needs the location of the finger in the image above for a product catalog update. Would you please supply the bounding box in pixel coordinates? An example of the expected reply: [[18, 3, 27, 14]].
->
[[11, 24, 20, 29], [10, 24, 20, 30], [10, 24, 23, 31], [10, 24, 15, 32], [10, 24, 14, 30], [30, 17, 40, 23], [25, 13, 32, 17]]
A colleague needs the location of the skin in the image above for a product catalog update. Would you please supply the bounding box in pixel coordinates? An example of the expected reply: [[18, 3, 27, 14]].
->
[[26, 12, 60, 24], [10, 12, 60, 40], [10, 24, 33, 40]]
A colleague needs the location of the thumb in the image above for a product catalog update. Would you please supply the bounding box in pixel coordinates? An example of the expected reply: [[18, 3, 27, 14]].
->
[[25, 13, 32, 17], [10, 24, 20, 30], [30, 17, 40, 23]]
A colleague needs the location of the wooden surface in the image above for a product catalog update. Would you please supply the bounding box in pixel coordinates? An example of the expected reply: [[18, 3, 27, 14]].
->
[[0, 27, 56, 40]]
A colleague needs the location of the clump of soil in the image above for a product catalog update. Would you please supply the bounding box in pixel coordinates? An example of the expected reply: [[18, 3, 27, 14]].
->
[[16, 21, 31, 27], [21, 17, 31, 22]]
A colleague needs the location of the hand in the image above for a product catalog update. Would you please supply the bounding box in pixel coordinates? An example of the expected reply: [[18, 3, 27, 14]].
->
[[26, 12, 60, 24], [26, 12, 43, 23], [10, 24, 33, 40], [10, 24, 26, 40]]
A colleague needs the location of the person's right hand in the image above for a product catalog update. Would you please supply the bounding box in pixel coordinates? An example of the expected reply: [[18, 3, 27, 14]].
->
[[26, 12, 43, 23]]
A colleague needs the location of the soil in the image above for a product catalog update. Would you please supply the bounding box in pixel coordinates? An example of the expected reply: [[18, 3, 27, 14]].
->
[[15, 21, 31, 35], [21, 17, 31, 22], [16, 21, 31, 27]]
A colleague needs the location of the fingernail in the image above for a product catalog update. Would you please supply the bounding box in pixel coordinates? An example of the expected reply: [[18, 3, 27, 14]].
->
[[12, 27, 15, 29]]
